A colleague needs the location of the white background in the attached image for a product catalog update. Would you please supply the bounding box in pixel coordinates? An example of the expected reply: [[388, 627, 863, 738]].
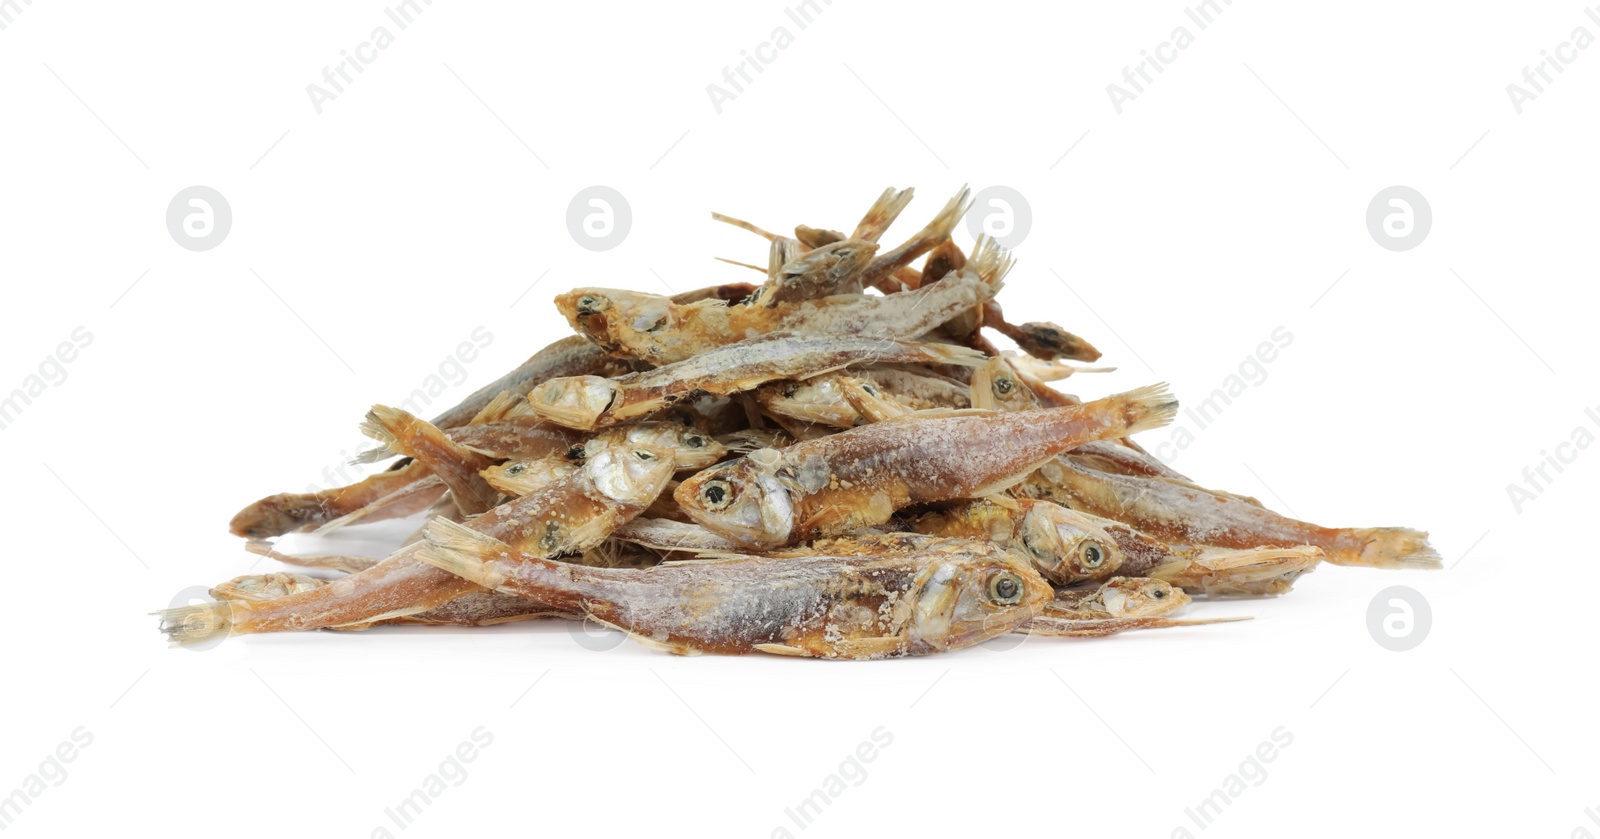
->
[[2, 1, 1596, 836]]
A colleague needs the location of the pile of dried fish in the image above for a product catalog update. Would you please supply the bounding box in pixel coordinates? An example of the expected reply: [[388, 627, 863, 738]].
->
[[159, 186, 1439, 659]]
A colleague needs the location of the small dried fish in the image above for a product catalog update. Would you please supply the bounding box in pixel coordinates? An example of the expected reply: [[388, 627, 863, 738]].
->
[[1043, 577, 1190, 620], [676, 384, 1178, 548], [1019, 457, 1441, 569], [557, 269, 996, 364], [159, 435, 674, 642], [228, 459, 434, 539], [416, 521, 1052, 658], [905, 498, 1126, 585], [524, 334, 985, 431]]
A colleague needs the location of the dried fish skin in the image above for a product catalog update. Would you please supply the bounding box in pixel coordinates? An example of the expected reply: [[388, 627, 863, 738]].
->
[[677, 384, 1178, 548], [417, 521, 1052, 658], [228, 459, 432, 539]]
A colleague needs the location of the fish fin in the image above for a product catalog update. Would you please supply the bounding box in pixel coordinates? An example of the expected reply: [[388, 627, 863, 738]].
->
[[467, 390, 521, 425], [829, 636, 907, 660], [1348, 528, 1443, 570], [753, 643, 811, 657], [314, 475, 447, 534], [851, 187, 915, 242], [1114, 383, 1180, 436], [349, 446, 397, 465], [582, 608, 703, 656], [153, 601, 243, 645], [717, 428, 790, 453]]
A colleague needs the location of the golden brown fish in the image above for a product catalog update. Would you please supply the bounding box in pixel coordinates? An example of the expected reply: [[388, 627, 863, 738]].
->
[[676, 384, 1178, 548], [416, 521, 1052, 659]]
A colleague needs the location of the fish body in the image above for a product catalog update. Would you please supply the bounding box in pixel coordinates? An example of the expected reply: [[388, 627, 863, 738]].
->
[[1019, 457, 1440, 570], [526, 334, 985, 430], [677, 385, 1177, 548], [418, 523, 1052, 659], [556, 269, 995, 365], [159, 436, 674, 643]]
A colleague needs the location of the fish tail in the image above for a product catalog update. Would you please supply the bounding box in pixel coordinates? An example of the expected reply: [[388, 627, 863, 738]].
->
[[852, 187, 915, 242], [925, 184, 973, 241], [414, 518, 506, 587], [1345, 527, 1443, 570], [153, 601, 242, 645], [968, 234, 1015, 293], [1114, 382, 1180, 436]]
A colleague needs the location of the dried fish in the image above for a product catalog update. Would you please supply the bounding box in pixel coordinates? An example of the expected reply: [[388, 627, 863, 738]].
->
[[416, 521, 1051, 658], [676, 384, 1177, 548], [525, 334, 985, 431]]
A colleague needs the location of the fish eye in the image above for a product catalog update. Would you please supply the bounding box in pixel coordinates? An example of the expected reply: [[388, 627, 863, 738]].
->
[[564, 445, 587, 461], [506, 463, 526, 475], [988, 571, 1025, 605], [634, 450, 656, 461], [576, 295, 609, 315], [1152, 587, 1168, 599], [1080, 542, 1105, 569], [701, 479, 734, 510], [685, 434, 706, 448], [992, 377, 1015, 396]]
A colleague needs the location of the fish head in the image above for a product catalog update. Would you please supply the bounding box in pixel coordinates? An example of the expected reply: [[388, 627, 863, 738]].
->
[[525, 376, 618, 430], [210, 573, 327, 603], [907, 545, 1052, 653], [970, 357, 1039, 412], [1018, 501, 1126, 585], [482, 457, 573, 496], [556, 288, 675, 353], [603, 422, 729, 471], [582, 439, 675, 508], [674, 449, 795, 549], [1095, 576, 1190, 618]]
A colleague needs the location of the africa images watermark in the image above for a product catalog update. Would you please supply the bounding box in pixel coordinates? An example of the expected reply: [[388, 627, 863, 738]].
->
[[1170, 726, 1293, 837], [0, 326, 93, 433], [0, 0, 36, 32], [369, 726, 493, 838], [706, 0, 832, 114], [1505, 6, 1599, 114], [305, 0, 436, 114], [307, 326, 493, 494], [769, 726, 893, 838], [0, 727, 93, 832], [1149, 326, 1293, 465], [1107, 0, 1236, 114], [1505, 402, 1599, 513]]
